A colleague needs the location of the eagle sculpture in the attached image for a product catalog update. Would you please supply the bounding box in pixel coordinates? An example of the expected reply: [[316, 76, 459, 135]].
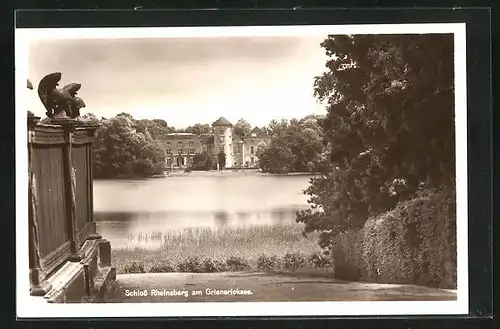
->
[[63, 83, 86, 118], [37, 73, 86, 119], [37, 72, 61, 118]]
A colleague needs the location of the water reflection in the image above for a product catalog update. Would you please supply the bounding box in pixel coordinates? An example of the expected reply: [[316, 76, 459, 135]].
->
[[94, 173, 312, 249], [236, 211, 251, 223], [95, 208, 304, 249], [213, 211, 230, 227]]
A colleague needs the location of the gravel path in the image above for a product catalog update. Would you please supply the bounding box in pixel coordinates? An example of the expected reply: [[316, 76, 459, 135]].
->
[[103, 271, 456, 303]]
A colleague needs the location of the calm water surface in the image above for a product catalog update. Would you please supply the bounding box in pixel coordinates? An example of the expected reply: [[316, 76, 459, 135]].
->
[[94, 171, 313, 248]]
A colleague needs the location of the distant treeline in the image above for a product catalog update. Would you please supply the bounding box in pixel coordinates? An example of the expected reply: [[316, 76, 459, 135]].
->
[[63, 112, 326, 178]]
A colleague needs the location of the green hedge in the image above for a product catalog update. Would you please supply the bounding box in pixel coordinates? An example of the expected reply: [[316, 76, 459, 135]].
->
[[331, 230, 363, 281], [332, 187, 456, 289]]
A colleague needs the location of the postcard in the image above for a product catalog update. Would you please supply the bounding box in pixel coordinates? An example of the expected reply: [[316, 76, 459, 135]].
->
[[15, 23, 468, 318]]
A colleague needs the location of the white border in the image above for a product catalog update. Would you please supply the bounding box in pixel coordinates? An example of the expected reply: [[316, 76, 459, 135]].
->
[[15, 23, 468, 318]]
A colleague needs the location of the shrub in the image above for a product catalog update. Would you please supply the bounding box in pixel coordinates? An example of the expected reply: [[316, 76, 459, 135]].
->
[[213, 259, 228, 272], [360, 187, 456, 289], [192, 152, 213, 171], [177, 256, 203, 273], [149, 260, 175, 273], [308, 251, 331, 268], [201, 258, 217, 272], [201, 258, 228, 272], [225, 256, 250, 271], [331, 230, 362, 281], [124, 261, 145, 274], [282, 252, 306, 270], [257, 254, 281, 271]]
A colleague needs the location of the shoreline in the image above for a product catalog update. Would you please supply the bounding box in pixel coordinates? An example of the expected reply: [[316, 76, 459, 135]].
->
[[94, 170, 317, 180]]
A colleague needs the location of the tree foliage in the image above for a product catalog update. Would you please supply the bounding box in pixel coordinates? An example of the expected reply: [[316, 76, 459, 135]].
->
[[297, 34, 455, 249], [93, 115, 165, 178], [258, 117, 324, 174], [233, 118, 252, 139], [257, 141, 294, 174], [192, 151, 213, 171], [264, 119, 289, 138], [81, 112, 101, 125], [136, 118, 174, 140], [218, 151, 226, 170], [185, 123, 212, 136]]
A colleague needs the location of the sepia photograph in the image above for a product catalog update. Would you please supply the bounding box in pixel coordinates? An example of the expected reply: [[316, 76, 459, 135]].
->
[[15, 23, 468, 317]]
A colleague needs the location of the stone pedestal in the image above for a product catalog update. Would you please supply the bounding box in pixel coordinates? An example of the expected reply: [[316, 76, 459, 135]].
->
[[43, 238, 116, 303], [98, 240, 112, 267]]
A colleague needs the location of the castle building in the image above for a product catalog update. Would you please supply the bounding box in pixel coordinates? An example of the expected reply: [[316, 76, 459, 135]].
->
[[163, 116, 271, 170], [163, 133, 204, 168]]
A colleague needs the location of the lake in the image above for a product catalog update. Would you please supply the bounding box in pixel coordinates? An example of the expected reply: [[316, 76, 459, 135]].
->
[[94, 171, 314, 249]]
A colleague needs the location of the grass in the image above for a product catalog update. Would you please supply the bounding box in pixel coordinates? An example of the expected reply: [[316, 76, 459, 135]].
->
[[112, 223, 329, 274]]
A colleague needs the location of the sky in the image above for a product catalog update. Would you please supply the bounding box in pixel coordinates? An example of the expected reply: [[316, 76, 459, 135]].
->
[[27, 35, 329, 128]]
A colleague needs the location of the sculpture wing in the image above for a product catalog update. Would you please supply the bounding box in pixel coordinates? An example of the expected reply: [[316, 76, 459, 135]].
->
[[63, 83, 81, 96], [37, 72, 62, 110]]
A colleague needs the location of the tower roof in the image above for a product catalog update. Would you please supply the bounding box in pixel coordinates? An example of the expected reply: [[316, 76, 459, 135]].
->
[[212, 116, 233, 127]]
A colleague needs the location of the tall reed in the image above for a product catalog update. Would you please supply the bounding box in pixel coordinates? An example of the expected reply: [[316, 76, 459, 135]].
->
[[113, 223, 323, 274]]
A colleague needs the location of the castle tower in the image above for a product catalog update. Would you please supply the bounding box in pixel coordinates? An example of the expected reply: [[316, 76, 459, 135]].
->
[[212, 116, 233, 169]]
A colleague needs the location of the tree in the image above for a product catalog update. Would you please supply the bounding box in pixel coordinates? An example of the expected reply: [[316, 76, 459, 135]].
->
[[192, 152, 213, 171], [258, 116, 324, 173], [136, 119, 173, 141], [233, 118, 252, 139], [257, 141, 294, 174], [81, 112, 101, 125], [282, 119, 323, 172], [152, 119, 168, 128], [186, 123, 212, 136], [93, 114, 165, 178], [218, 151, 226, 170], [297, 34, 455, 250], [266, 119, 289, 138], [116, 112, 134, 120]]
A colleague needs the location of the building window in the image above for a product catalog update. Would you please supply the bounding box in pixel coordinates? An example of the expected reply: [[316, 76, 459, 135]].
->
[[251, 157, 255, 164], [166, 148, 171, 154], [251, 146, 254, 154], [181, 157, 185, 166], [220, 129, 224, 135], [166, 158, 171, 166], [189, 148, 195, 154], [220, 136, 224, 142], [178, 148, 182, 154], [167, 141, 171, 145]]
